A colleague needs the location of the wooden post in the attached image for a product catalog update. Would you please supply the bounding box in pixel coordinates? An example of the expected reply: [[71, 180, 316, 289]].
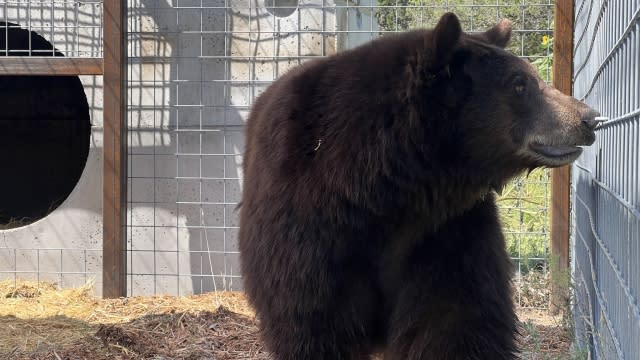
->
[[550, 0, 574, 315], [103, 0, 128, 298]]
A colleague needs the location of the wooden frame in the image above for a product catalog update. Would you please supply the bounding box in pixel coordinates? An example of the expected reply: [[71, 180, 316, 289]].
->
[[0, 2, 128, 298], [550, 0, 574, 314], [0, 58, 103, 75], [1, 1, 573, 302], [102, 0, 128, 298]]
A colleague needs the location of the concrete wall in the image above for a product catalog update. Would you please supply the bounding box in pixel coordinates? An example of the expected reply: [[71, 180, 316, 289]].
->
[[125, 0, 338, 296], [0, 2, 105, 295], [0, 0, 378, 297]]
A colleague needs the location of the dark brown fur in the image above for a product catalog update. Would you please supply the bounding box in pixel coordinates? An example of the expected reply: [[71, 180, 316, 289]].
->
[[238, 13, 598, 360]]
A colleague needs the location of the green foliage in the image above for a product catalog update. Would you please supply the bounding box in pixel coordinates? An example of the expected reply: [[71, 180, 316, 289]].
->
[[497, 168, 550, 274], [532, 35, 554, 82], [374, 0, 554, 57]]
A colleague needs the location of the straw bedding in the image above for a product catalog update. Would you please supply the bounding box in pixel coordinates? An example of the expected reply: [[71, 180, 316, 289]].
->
[[0, 280, 570, 359]]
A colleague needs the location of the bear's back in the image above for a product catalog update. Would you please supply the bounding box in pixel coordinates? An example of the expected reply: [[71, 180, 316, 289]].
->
[[242, 30, 431, 209]]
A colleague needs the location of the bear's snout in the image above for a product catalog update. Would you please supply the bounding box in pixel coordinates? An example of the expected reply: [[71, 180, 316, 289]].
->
[[518, 86, 600, 167], [572, 101, 599, 146], [545, 86, 599, 143]]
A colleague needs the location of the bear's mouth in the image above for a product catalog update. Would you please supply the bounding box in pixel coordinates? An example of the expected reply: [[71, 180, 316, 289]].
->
[[528, 142, 583, 166]]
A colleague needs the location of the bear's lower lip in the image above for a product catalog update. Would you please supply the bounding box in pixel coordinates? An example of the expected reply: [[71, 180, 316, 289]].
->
[[529, 143, 583, 159]]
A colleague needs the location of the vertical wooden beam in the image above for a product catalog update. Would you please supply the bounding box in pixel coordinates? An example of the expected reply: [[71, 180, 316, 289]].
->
[[550, 0, 574, 315], [103, 0, 128, 298]]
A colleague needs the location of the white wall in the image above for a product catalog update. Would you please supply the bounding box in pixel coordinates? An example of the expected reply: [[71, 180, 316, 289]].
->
[[1, 0, 351, 297], [125, 0, 337, 296], [0, 2, 105, 295]]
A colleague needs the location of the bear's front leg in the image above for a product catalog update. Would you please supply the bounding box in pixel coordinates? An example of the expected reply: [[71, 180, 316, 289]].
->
[[383, 196, 519, 360], [384, 293, 518, 360], [240, 206, 385, 360]]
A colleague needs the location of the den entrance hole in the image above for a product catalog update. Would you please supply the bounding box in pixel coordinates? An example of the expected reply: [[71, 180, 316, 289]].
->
[[0, 22, 91, 229]]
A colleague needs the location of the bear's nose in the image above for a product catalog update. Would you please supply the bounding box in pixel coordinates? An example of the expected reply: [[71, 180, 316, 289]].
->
[[581, 109, 601, 130]]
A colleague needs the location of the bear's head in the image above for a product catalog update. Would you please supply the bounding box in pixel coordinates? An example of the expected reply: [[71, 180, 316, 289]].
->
[[426, 13, 599, 173]]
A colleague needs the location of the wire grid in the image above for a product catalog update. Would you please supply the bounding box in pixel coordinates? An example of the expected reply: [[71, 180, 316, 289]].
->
[[0, 247, 102, 287], [0, 1, 103, 292], [125, 0, 554, 297], [0, 68, 103, 291], [571, 0, 640, 358], [0, 0, 102, 57]]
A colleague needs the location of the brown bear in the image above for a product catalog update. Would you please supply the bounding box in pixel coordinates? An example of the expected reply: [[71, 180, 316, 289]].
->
[[238, 13, 599, 360]]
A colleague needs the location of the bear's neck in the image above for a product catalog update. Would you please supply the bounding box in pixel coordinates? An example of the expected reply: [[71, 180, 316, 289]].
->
[[417, 173, 498, 225]]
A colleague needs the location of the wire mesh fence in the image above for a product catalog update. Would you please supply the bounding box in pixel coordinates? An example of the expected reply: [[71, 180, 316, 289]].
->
[[571, 0, 640, 358], [0, 0, 102, 57], [126, 0, 555, 301], [0, 0, 557, 303], [0, 1, 104, 293]]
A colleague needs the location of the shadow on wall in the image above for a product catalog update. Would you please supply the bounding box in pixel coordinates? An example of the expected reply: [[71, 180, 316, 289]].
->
[[0, 0, 357, 296], [128, 0, 339, 296], [127, 0, 244, 295]]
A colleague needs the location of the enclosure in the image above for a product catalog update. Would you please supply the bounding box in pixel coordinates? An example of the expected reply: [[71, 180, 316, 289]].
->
[[0, 0, 638, 359], [571, 0, 640, 358], [1, 0, 557, 298]]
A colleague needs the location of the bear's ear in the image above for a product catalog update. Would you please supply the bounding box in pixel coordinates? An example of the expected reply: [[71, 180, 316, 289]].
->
[[483, 19, 512, 48], [431, 12, 462, 66]]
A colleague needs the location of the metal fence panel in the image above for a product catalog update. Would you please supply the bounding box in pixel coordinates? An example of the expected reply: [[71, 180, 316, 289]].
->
[[571, 0, 640, 358], [126, 0, 556, 297], [0, 1, 104, 293], [0, 1, 557, 301], [1, 0, 102, 57]]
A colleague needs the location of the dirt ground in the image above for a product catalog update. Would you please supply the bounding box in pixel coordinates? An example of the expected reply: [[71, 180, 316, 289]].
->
[[0, 280, 571, 360]]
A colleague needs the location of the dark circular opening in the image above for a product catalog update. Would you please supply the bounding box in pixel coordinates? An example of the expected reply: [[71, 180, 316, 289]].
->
[[0, 22, 91, 229], [265, 0, 298, 17]]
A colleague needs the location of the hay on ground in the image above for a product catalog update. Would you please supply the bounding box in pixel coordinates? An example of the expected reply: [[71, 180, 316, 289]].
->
[[1, 280, 571, 359]]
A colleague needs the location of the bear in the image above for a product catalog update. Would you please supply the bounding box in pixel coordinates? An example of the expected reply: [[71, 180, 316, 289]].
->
[[238, 12, 599, 360]]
